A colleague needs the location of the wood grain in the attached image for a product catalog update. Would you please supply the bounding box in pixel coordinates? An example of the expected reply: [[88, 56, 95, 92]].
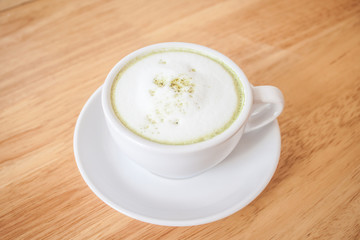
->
[[1, 0, 359, 239]]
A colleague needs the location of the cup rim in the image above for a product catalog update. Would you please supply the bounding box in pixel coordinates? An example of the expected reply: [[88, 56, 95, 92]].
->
[[101, 42, 253, 153]]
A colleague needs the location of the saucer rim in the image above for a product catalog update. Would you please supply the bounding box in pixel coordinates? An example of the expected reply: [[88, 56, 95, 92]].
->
[[73, 86, 281, 226]]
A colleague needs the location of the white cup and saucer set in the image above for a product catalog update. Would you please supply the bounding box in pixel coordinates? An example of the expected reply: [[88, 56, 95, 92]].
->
[[73, 42, 284, 226]]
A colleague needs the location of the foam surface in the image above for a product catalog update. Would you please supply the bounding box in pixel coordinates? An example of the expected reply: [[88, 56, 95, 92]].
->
[[111, 49, 243, 144]]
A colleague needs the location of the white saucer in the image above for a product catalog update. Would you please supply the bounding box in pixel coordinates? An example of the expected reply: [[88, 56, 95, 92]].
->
[[73, 86, 281, 226]]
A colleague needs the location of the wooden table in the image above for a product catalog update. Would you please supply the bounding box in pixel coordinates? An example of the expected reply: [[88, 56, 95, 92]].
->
[[1, 0, 359, 239]]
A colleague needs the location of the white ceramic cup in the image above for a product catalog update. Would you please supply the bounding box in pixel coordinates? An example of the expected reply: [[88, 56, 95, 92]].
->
[[102, 42, 284, 179]]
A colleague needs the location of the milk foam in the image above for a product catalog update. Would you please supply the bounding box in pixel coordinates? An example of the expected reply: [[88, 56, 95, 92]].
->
[[111, 49, 244, 144]]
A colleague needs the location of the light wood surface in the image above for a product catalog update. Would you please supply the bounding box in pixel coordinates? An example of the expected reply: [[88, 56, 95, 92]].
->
[[1, 0, 359, 239]]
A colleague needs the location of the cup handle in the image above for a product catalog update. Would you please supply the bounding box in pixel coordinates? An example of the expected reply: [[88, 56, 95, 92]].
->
[[244, 85, 284, 133]]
